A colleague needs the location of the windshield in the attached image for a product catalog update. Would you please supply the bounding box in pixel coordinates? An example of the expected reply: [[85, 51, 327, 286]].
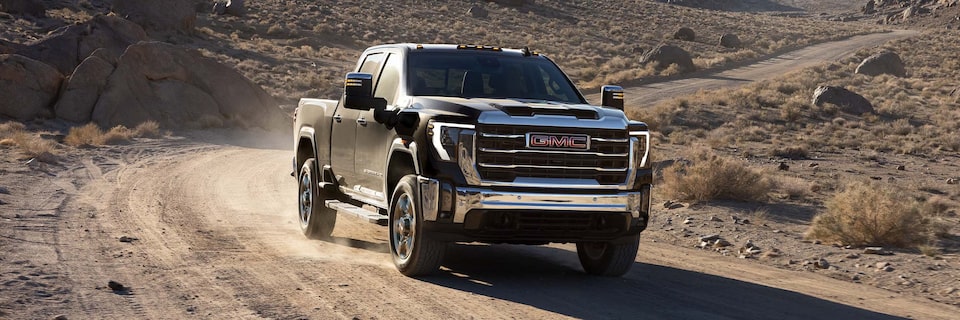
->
[[406, 52, 585, 104]]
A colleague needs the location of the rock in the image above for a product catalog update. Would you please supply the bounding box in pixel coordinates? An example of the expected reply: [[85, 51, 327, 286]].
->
[[814, 258, 830, 269], [663, 200, 684, 209], [708, 216, 722, 222], [699, 234, 720, 242], [896, 165, 905, 170], [682, 217, 693, 224], [225, 0, 245, 16], [902, 5, 930, 20], [118, 236, 138, 243], [863, 0, 876, 14], [0, 0, 44, 16], [948, 178, 958, 185], [53, 315, 68, 320], [54, 55, 115, 123], [673, 27, 695, 41], [941, 288, 958, 296], [713, 239, 732, 248], [112, 0, 196, 34], [855, 51, 906, 77], [0, 186, 9, 194], [864, 247, 893, 255], [107, 280, 127, 292], [0, 54, 63, 120], [812, 86, 875, 115], [468, 5, 488, 18], [777, 162, 790, 171], [950, 87, 960, 98], [640, 44, 695, 73], [488, 0, 528, 7], [91, 42, 286, 129], [212, 1, 226, 15], [718, 33, 741, 48], [18, 14, 147, 75]]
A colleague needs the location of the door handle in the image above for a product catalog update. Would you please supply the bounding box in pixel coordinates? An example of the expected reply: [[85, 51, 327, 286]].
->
[[333, 115, 342, 123], [356, 117, 367, 126]]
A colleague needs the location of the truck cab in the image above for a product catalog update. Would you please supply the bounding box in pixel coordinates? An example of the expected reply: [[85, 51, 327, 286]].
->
[[294, 44, 652, 277]]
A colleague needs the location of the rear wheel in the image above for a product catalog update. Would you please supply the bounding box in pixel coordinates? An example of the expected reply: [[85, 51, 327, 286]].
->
[[298, 158, 336, 239], [576, 234, 640, 277], [389, 175, 445, 276]]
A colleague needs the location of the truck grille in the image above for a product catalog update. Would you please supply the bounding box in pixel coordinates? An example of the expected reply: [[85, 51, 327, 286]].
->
[[475, 124, 631, 185]]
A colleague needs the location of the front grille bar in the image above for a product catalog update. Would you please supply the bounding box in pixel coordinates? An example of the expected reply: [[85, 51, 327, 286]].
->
[[478, 163, 628, 172]]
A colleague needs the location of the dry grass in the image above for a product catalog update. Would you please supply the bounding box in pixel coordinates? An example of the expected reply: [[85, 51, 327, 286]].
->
[[65, 122, 162, 147], [777, 176, 814, 200], [662, 148, 773, 202], [806, 181, 933, 248], [0, 121, 57, 163]]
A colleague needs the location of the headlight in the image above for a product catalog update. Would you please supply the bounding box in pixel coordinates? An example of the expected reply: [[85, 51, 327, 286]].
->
[[428, 120, 475, 162], [630, 131, 650, 169]]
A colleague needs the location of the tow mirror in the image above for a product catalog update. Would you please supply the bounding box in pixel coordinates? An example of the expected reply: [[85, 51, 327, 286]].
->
[[344, 72, 384, 110], [601, 85, 625, 111]]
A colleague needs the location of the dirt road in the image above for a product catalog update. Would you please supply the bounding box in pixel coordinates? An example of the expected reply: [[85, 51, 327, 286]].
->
[[1, 129, 955, 319], [585, 30, 919, 108]]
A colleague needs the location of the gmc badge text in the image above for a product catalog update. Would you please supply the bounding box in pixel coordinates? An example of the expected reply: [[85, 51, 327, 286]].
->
[[293, 44, 652, 277]]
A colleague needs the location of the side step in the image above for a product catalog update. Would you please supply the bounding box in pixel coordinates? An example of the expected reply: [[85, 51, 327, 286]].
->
[[325, 200, 388, 226]]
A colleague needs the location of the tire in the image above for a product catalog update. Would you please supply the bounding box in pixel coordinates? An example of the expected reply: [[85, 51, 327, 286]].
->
[[298, 158, 336, 239], [389, 175, 445, 276], [576, 234, 640, 277]]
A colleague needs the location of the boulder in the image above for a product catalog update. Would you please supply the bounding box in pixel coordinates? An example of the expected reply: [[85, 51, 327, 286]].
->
[[225, 0, 245, 16], [19, 14, 147, 75], [0, 0, 45, 16], [0, 54, 62, 120], [812, 86, 875, 115], [855, 51, 906, 77], [487, 0, 527, 6], [91, 42, 286, 129], [902, 5, 930, 20], [54, 54, 115, 123], [863, 0, 876, 14], [673, 27, 696, 41], [468, 5, 488, 18], [719, 33, 741, 48], [112, 0, 196, 34], [640, 44, 695, 73], [212, 1, 226, 15]]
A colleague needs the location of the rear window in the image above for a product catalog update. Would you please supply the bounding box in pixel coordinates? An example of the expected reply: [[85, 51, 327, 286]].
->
[[406, 52, 585, 104]]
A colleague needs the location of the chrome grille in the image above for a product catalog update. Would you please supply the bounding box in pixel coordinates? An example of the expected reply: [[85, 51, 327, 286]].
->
[[475, 125, 631, 184]]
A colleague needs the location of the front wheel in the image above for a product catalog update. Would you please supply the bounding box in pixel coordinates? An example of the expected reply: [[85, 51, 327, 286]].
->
[[389, 175, 445, 276], [576, 234, 640, 277], [298, 158, 336, 239]]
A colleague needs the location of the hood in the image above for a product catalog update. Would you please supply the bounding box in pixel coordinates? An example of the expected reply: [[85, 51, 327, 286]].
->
[[407, 96, 629, 125]]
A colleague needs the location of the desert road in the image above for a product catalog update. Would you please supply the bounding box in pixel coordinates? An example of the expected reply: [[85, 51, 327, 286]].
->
[[3, 29, 957, 319], [585, 30, 919, 108]]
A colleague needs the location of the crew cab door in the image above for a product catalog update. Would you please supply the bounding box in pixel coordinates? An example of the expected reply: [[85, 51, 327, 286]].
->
[[330, 52, 386, 190], [354, 51, 403, 204]]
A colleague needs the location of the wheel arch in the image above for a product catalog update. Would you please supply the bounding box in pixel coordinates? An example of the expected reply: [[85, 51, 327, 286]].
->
[[386, 139, 420, 200]]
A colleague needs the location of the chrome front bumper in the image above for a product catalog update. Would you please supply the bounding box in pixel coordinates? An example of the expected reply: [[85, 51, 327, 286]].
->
[[418, 176, 649, 223]]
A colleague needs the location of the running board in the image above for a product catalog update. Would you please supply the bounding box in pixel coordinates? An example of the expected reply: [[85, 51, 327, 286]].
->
[[325, 200, 388, 226]]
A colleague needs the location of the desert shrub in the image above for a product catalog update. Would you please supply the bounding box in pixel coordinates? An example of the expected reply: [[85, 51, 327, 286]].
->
[[101, 125, 133, 145], [777, 176, 813, 199], [1, 121, 57, 162], [806, 181, 932, 247], [770, 145, 808, 159], [133, 121, 161, 138], [662, 148, 772, 202], [65, 123, 104, 146]]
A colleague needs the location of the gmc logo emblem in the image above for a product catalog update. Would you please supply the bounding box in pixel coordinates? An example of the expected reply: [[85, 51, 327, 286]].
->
[[526, 133, 590, 150]]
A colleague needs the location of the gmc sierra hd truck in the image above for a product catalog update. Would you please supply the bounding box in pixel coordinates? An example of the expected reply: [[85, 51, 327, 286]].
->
[[293, 44, 652, 277]]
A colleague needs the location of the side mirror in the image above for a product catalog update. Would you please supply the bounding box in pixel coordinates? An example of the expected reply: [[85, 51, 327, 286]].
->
[[601, 85, 625, 111], [344, 72, 382, 110]]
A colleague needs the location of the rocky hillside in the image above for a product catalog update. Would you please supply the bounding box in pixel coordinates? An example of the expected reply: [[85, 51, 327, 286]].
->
[[0, 0, 880, 128]]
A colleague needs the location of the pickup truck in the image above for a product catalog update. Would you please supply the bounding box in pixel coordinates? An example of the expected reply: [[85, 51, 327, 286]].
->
[[293, 44, 652, 277]]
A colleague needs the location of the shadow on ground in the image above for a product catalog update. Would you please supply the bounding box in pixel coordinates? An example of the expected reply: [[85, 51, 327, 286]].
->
[[421, 243, 904, 320]]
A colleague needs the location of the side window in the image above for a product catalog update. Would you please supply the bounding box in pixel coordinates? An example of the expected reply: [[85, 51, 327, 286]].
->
[[358, 52, 385, 86], [374, 53, 401, 105]]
